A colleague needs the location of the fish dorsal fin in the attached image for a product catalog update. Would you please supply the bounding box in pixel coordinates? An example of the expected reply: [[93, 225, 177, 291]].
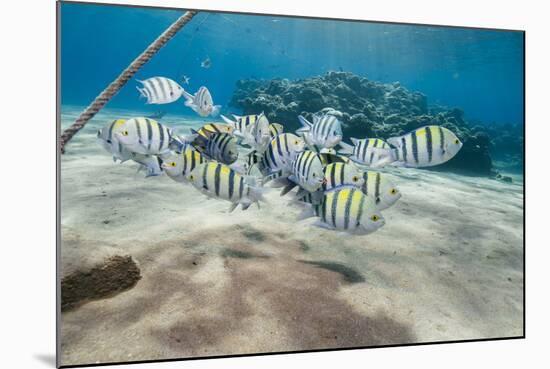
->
[[350, 137, 360, 145], [220, 115, 236, 125]]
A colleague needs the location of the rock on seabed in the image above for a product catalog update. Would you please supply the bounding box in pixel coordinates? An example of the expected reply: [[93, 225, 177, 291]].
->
[[61, 255, 141, 312]]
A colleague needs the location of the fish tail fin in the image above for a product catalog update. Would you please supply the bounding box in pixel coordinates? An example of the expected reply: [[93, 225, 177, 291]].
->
[[220, 115, 236, 128], [182, 89, 194, 101], [369, 148, 397, 168], [245, 176, 269, 208], [296, 115, 313, 134], [211, 105, 221, 117], [297, 204, 316, 221], [338, 141, 355, 155]]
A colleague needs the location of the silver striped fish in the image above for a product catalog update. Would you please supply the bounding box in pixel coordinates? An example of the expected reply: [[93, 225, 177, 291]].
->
[[288, 150, 324, 193], [297, 113, 343, 149], [318, 151, 351, 167], [97, 119, 134, 162], [371, 125, 463, 168], [299, 187, 385, 235], [191, 130, 238, 165], [136, 77, 185, 104], [295, 162, 364, 205], [161, 146, 208, 183], [339, 138, 391, 166], [188, 162, 265, 212], [115, 117, 173, 155], [196, 123, 234, 138], [183, 86, 221, 117], [360, 171, 401, 211], [133, 153, 164, 178], [256, 133, 305, 181], [269, 123, 284, 138]]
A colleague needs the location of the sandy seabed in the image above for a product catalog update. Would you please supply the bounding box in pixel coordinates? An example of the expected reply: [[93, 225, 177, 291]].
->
[[59, 107, 524, 366]]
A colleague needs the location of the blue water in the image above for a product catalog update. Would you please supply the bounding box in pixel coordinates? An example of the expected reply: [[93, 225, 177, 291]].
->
[[60, 2, 524, 125]]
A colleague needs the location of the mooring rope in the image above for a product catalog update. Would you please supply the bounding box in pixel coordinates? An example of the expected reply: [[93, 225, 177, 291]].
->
[[59, 10, 199, 154]]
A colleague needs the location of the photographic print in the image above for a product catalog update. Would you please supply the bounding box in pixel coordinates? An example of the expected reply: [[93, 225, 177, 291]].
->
[[58, 1, 524, 366]]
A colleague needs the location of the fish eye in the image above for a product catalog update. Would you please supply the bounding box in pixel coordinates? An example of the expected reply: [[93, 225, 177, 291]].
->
[[370, 215, 380, 222], [390, 188, 397, 195], [352, 175, 359, 182], [189, 174, 194, 180], [294, 140, 299, 145], [123, 130, 129, 136], [170, 162, 176, 167], [454, 139, 460, 144], [312, 173, 316, 178]]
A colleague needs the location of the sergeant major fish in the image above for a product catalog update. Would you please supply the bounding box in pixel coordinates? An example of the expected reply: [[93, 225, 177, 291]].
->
[[255, 133, 305, 182], [136, 77, 185, 104], [221, 113, 269, 143], [370, 125, 463, 168], [296, 162, 364, 205], [191, 130, 238, 165], [360, 170, 401, 210], [281, 150, 324, 195], [133, 153, 164, 177], [97, 119, 134, 162], [297, 113, 343, 149], [161, 146, 208, 183], [188, 162, 265, 212], [298, 187, 385, 235], [240, 113, 271, 152], [115, 117, 175, 156], [183, 86, 221, 117], [268, 123, 284, 138], [339, 138, 391, 166], [196, 123, 234, 138]]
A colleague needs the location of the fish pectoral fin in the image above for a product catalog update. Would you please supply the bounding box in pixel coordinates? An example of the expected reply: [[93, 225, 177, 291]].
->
[[312, 219, 334, 230], [211, 105, 221, 117], [280, 182, 297, 196], [227, 202, 239, 213]]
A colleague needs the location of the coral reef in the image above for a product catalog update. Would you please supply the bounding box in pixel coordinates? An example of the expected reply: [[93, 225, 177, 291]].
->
[[229, 71, 523, 176]]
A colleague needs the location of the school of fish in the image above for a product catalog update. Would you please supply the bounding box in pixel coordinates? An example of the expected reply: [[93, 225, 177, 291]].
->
[[96, 75, 463, 236]]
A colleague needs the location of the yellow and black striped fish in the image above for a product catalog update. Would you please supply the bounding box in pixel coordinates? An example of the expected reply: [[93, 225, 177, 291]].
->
[[257, 133, 305, 181], [221, 114, 264, 134], [339, 138, 391, 166], [318, 152, 351, 167], [360, 171, 401, 210], [321, 162, 364, 191], [372, 126, 463, 168], [188, 162, 264, 211], [162, 145, 207, 182], [289, 150, 324, 193], [191, 129, 238, 164], [299, 187, 385, 235], [268, 123, 284, 138], [97, 119, 134, 162], [116, 117, 173, 156], [196, 123, 234, 138]]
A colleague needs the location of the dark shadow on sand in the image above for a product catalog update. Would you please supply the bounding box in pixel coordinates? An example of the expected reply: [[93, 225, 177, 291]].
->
[[299, 260, 365, 283]]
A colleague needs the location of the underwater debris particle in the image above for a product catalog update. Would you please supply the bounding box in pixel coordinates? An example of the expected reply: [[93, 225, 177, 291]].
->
[[61, 255, 141, 312], [299, 260, 365, 283]]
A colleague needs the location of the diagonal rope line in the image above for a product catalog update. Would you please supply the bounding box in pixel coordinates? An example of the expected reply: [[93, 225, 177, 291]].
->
[[60, 10, 199, 154]]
